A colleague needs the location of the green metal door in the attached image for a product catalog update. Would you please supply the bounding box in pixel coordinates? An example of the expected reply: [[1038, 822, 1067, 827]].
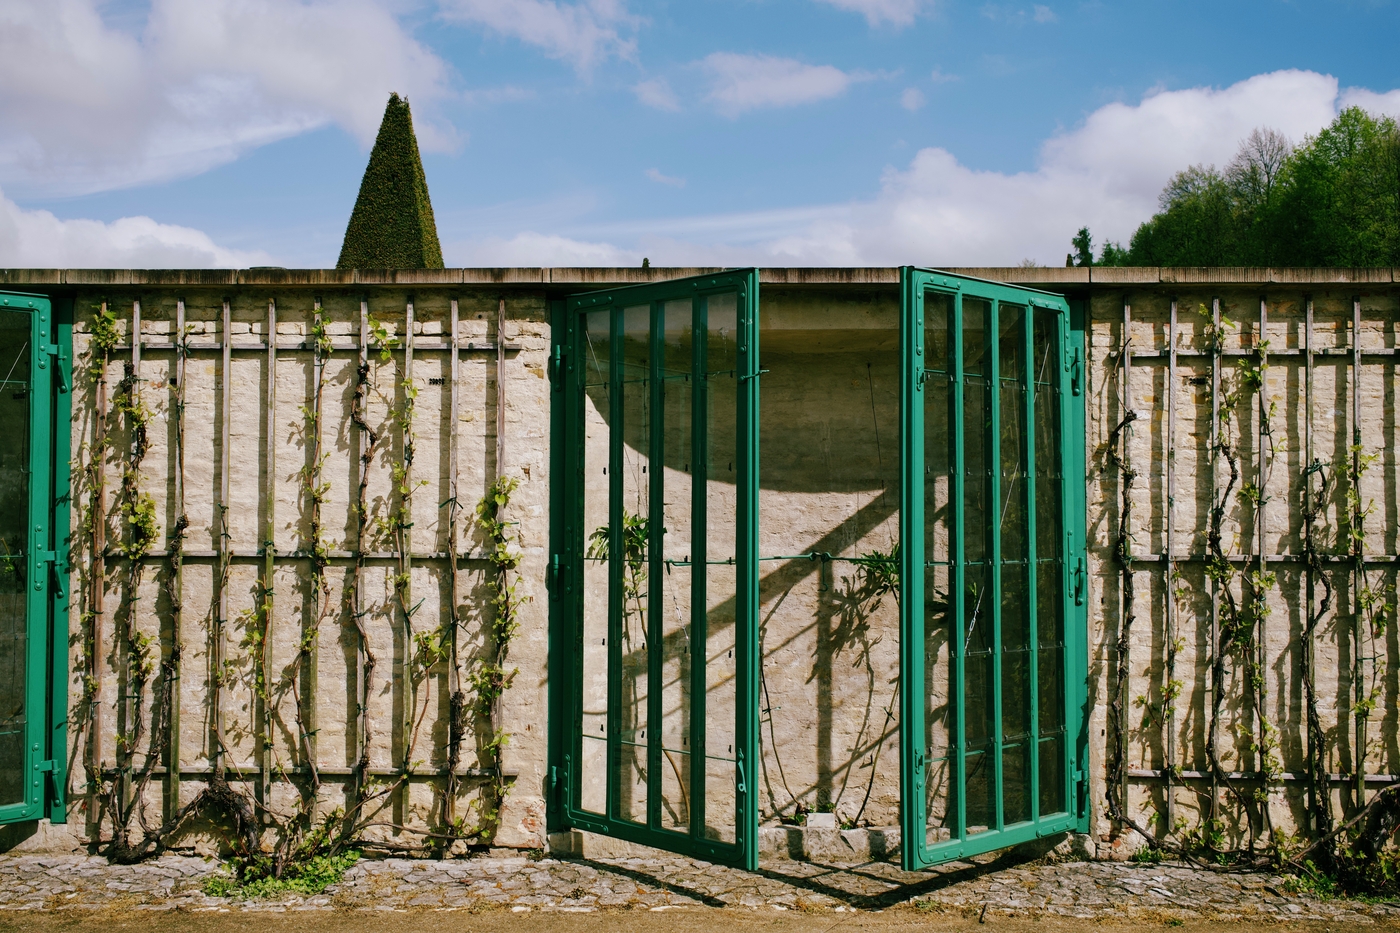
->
[[550, 270, 761, 869], [898, 268, 1086, 870], [0, 291, 71, 826]]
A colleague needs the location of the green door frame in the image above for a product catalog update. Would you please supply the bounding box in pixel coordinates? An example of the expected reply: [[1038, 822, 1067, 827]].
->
[[547, 270, 761, 869], [0, 290, 72, 827], [898, 268, 1086, 870]]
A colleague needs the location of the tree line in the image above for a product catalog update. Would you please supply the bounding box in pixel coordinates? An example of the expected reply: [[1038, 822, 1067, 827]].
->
[[1071, 107, 1400, 268]]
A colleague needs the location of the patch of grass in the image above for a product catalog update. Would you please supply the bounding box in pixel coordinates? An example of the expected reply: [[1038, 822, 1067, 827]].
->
[[202, 850, 360, 899], [1131, 845, 1165, 864]]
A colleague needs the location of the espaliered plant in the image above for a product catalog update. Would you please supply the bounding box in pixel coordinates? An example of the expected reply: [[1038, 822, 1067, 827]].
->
[[336, 94, 444, 270], [1199, 310, 1260, 858], [1346, 444, 1394, 800], [1300, 458, 1336, 845], [1103, 377, 1141, 840], [77, 303, 119, 807], [108, 354, 159, 848], [469, 475, 528, 839]]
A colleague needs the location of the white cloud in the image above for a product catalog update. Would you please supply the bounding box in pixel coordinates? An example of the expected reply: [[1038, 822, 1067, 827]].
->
[[1339, 87, 1400, 119], [634, 77, 681, 112], [645, 168, 685, 188], [1032, 5, 1057, 23], [0, 0, 452, 198], [0, 188, 269, 268], [438, 0, 637, 72], [930, 68, 959, 84], [703, 53, 856, 117], [811, 0, 927, 27], [478, 70, 1395, 266], [901, 87, 926, 111]]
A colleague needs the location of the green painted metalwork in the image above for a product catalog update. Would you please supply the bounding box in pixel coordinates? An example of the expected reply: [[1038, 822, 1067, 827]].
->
[[549, 271, 760, 869], [898, 268, 1086, 870], [0, 290, 70, 826]]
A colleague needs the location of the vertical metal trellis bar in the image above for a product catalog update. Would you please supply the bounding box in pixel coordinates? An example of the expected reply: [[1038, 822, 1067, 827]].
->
[[353, 298, 369, 801], [1352, 295, 1366, 808], [399, 298, 415, 780], [1256, 297, 1270, 835], [260, 299, 277, 814], [87, 301, 110, 818], [1164, 298, 1177, 834], [120, 298, 142, 812], [1304, 296, 1319, 830], [1208, 295, 1221, 826], [1118, 297, 1132, 823], [306, 297, 322, 801], [445, 297, 462, 826], [214, 298, 231, 776], [496, 298, 507, 478], [165, 298, 186, 820]]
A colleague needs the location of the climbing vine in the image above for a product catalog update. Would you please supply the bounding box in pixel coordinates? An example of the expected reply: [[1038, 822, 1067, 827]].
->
[[467, 475, 528, 839]]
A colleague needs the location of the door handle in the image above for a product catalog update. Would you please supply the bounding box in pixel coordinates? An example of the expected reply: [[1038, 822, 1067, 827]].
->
[[1073, 557, 1085, 606]]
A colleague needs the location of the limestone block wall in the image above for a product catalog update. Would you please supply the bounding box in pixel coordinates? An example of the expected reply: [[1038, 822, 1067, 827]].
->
[[61, 275, 553, 852], [3, 265, 1397, 859], [1083, 275, 1400, 853]]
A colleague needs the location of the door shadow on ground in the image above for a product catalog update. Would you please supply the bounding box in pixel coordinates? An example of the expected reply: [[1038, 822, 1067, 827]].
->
[[567, 834, 1063, 910]]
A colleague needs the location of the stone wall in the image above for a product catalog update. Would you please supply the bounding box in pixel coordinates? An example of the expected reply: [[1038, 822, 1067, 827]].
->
[[1, 265, 1397, 859]]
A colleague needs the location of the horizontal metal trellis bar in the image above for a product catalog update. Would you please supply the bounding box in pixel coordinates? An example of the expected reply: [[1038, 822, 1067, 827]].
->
[[103, 549, 498, 562], [1127, 768, 1399, 785], [1126, 552, 1400, 565], [1115, 348, 1400, 360], [136, 766, 516, 780], [104, 339, 523, 353]]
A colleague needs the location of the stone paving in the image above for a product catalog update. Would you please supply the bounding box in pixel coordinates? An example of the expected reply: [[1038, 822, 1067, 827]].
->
[[2, 850, 1399, 922]]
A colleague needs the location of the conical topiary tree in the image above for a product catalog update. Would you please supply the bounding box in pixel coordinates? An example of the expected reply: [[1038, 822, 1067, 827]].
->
[[337, 93, 444, 269]]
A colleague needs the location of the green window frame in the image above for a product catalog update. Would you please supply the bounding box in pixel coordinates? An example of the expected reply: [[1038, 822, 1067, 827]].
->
[[548, 270, 761, 869], [0, 290, 72, 827], [897, 268, 1086, 870]]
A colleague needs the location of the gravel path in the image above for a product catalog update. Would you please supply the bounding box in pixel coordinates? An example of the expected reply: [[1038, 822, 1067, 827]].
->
[[2, 851, 1397, 922]]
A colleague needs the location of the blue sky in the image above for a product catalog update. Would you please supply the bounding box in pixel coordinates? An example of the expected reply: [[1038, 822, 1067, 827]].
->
[[1, 0, 1398, 267]]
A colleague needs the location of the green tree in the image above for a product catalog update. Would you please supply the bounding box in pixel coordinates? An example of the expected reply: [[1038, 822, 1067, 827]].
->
[[1108, 108, 1400, 267], [337, 94, 445, 270], [1070, 226, 1094, 266], [1274, 108, 1400, 267]]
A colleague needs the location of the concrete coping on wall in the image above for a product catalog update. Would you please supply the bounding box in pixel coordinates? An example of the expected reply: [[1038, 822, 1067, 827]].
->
[[0, 267, 1397, 289]]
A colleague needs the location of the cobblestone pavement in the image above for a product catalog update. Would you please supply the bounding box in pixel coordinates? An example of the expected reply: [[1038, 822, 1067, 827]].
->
[[2, 851, 1398, 922]]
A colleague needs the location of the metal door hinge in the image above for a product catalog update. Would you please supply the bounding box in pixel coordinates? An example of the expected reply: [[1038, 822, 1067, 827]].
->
[[34, 759, 56, 773], [551, 345, 566, 387], [1070, 346, 1083, 396]]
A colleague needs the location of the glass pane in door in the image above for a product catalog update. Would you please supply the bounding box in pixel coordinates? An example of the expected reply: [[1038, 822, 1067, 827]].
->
[[580, 308, 610, 815], [924, 291, 954, 847], [0, 309, 31, 807], [702, 291, 739, 844]]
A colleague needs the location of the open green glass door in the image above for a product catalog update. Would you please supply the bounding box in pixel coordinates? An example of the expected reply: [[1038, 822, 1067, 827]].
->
[[0, 291, 71, 827], [898, 268, 1086, 870], [551, 270, 760, 869]]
